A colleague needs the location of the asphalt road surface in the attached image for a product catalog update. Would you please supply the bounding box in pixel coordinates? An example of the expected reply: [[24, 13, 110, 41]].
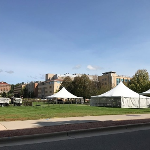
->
[[1, 126, 150, 150]]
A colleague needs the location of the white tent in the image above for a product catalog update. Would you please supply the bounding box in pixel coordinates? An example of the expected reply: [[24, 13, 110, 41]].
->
[[46, 87, 82, 99], [140, 89, 150, 96], [90, 82, 150, 108]]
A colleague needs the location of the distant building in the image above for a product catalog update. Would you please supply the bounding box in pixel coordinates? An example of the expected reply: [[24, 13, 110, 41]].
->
[[14, 83, 26, 97], [26, 81, 39, 97], [45, 73, 98, 81], [0, 81, 11, 94], [98, 71, 131, 89], [45, 74, 56, 81], [38, 79, 63, 98], [42, 73, 98, 98]]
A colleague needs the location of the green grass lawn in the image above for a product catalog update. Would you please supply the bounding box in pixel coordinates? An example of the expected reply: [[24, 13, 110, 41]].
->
[[1, 103, 150, 121]]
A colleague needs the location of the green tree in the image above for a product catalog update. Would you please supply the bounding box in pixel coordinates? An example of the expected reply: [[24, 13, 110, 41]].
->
[[21, 87, 28, 98], [11, 84, 14, 92], [6, 84, 15, 98], [72, 76, 81, 97], [98, 86, 110, 95], [128, 69, 150, 93], [27, 91, 34, 98], [59, 76, 73, 92], [2, 92, 6, 97], [72, 74, 91, 101], [90, 81, 101, 96]]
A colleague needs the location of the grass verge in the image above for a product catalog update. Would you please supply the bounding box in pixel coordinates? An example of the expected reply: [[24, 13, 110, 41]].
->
[[0, 104, 150, 121]]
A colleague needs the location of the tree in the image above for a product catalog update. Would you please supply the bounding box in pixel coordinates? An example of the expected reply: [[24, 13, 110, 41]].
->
[[21, 87, 28, 98], [72, 76, 81, 97], [59, 76, 73, 92], [6, 84, 15, 98], [72, 74, 91, 101], [2, 92, 6, 97], [11, 84, 14, 92], [98, 86, 110, 95], [128, 69, 150, 93], [90, 81, 101, 96]]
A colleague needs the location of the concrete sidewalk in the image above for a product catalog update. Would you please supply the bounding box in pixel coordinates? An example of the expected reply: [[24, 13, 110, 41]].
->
[[1, 114, 150, 131]]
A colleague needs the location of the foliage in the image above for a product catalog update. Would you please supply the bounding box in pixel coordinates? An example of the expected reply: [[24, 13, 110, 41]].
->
[[59, 76, 73, 92], [1, 92, 6, 97], [28, 91, 34, 98], [11, 84, 14, 91], [15, 86, 28, 98], [98, 86, 110, 95], [14, 83, 21, 87], [5, 84, 15, 98], [90, 81, 101, 96], [60, 75, 102, 100], [76, 74, 91, 100], [128, 69, 150, 93]]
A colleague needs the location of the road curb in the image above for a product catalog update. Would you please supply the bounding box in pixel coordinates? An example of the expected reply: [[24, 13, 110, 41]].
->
[[0, 121, 150, 143]]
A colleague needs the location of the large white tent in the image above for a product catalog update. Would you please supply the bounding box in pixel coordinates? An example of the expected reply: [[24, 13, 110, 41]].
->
[[140, 89, 150, 96], [46, 87, 82, 99], [90, 82, 150, 108]]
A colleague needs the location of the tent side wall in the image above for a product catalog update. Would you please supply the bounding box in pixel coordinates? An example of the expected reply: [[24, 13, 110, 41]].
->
[[90, 96, 121, 107], [121, 97, 150, 108]]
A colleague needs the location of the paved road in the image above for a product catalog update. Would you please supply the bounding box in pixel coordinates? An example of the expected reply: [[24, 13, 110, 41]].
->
[[1, 126, 150, 150]]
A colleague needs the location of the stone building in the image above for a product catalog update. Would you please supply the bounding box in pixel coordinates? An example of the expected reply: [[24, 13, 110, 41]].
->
[[0, 81, 11, 94], [14, 83, 26, 97], [98, 71, 131, 90], [38, 79, 63, 98]]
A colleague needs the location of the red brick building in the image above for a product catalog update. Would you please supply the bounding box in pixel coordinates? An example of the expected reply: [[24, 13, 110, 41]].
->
[[0, 82, 11, 94]]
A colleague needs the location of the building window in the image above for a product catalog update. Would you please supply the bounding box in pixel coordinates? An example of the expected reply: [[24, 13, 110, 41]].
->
[[116, 78, 120, 85], [125, 79, 128, 82]]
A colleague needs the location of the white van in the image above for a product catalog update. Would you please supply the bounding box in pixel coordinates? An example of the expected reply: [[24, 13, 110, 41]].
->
[[0, 97, 10, 107], [13, 98, 22, 106]]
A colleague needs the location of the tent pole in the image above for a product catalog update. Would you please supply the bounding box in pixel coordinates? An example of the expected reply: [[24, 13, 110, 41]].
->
[[139, 94, 140, 108]]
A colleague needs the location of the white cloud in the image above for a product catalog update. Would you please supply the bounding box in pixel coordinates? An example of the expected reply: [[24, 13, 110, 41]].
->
[[0, 69, 3, 73], [73, 65, 81, 69], [5, 70, 14, 74], [87, 65, 101, 70]]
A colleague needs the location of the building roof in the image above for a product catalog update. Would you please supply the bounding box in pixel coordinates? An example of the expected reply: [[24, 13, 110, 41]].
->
[[0, 82, 9, 85], [102, 71, 116, 75]]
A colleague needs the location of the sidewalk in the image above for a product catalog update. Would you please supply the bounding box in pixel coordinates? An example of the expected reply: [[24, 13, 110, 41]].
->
[[1, 114, 150, 139]]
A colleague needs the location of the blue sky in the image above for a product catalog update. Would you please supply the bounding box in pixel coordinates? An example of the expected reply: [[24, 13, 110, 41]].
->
[[0, 0, 150, 84]]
